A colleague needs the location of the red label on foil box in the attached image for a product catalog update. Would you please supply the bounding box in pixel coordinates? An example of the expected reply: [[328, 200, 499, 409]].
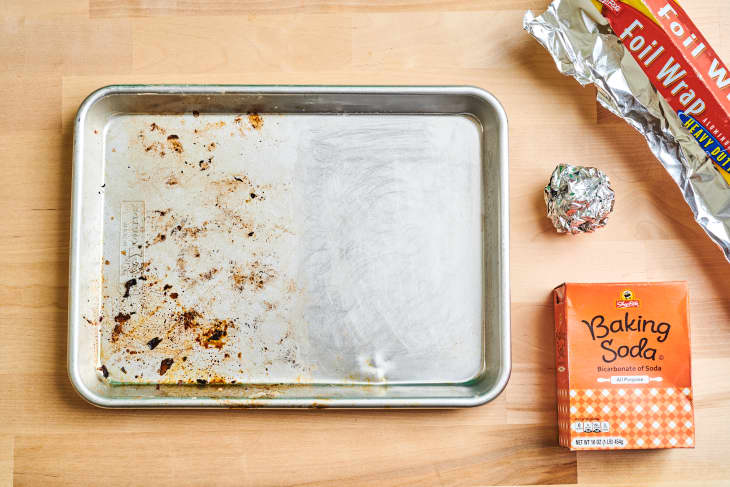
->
[[600, 1, 730, 174]]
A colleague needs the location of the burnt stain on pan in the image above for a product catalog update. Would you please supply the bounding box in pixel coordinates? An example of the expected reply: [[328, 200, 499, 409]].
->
[[111, 312, 134, 342], [199, 157, 212, 171], [198, 268, 219, 281], [148, 233, 167, 246], [159, 358, 174, 375], [233, 116, 246, 135], [167, 134, 183, 153], [174, 309, 202, 330], [115, 312, 131, 324], [122, 278, 137, 298], [111, 324, 124, 343], [138, 125, 184, 159], [99, 116, 303, 386], [248, 113, 263, 130], [145, 142, 164, 154], [193, 121, 226, 135], [196, 319, 232, 349], [231, 260, 277, 292], [176, 257, 188, 281]]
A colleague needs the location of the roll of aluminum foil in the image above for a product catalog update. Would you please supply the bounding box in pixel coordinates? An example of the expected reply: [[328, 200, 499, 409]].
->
[[545, 164, 615, 233], [524, 0, 730, 260]]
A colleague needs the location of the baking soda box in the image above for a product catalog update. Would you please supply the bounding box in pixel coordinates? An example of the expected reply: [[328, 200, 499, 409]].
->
[[553, 282, 695, 450]]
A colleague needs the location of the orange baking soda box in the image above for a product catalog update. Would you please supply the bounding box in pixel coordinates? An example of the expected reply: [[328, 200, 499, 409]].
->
[[553, 282, 694, 450]]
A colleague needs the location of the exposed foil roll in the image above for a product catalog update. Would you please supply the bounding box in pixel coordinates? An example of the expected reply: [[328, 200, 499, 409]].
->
[[545, 164, 615, 233], [524, 0, 730, 260]]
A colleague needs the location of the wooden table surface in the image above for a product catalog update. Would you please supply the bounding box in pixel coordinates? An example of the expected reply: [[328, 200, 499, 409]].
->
[[3, 0, 730, 485]]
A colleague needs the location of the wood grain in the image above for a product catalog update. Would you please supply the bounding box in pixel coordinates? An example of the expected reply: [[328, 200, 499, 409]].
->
[[3, 0, 730, 485], [12, 426, 574, 486], [89, 0, 548, 18], [0, 437, 11, 487], [131, 15, 352, 73]]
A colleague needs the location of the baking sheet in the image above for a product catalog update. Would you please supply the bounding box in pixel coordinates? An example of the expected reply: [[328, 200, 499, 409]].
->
[[68, 86, 510, 407]]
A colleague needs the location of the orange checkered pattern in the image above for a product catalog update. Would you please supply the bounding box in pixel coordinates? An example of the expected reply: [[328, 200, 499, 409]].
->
[[557, 387, 695, 450]]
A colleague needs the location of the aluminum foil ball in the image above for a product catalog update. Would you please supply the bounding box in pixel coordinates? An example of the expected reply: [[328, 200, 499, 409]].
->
[[544, 164, 615, 234]]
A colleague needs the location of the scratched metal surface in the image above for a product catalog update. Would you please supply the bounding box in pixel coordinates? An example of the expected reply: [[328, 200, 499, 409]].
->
[[68, 86, 510, 407]]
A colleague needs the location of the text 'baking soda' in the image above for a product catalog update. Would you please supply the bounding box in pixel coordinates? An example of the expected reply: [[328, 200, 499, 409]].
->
[[553, 282, 694, 450]]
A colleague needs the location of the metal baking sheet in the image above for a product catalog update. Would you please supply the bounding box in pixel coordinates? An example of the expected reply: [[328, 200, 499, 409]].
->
[[68, 85, 510, 407]]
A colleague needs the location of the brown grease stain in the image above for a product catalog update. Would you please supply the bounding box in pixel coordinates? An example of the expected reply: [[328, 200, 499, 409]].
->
[[248, 113, 263, 130], [196, 319, 232, 349], [175, 309, 202, 330], [159, 358, 174, 375], [167, 134, 183, 153], [199, 268, 219, 281], [231, 260, 277, 292], [101, 135, 300, 385]]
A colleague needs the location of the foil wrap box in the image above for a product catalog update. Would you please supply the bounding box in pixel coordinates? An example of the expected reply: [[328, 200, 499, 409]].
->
[[525, 0, 730, 260]]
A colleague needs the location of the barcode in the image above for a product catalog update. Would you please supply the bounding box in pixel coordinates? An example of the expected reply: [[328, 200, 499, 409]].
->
[[572, 437, 626, 448]]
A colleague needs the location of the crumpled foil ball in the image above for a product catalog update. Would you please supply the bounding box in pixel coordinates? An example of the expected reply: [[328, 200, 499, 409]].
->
[[544, 164, 615, 234]]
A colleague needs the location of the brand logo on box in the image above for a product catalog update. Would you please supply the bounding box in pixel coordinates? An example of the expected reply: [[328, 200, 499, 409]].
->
[[616, 289, 639, 308], [597, 0, 622, 13]]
